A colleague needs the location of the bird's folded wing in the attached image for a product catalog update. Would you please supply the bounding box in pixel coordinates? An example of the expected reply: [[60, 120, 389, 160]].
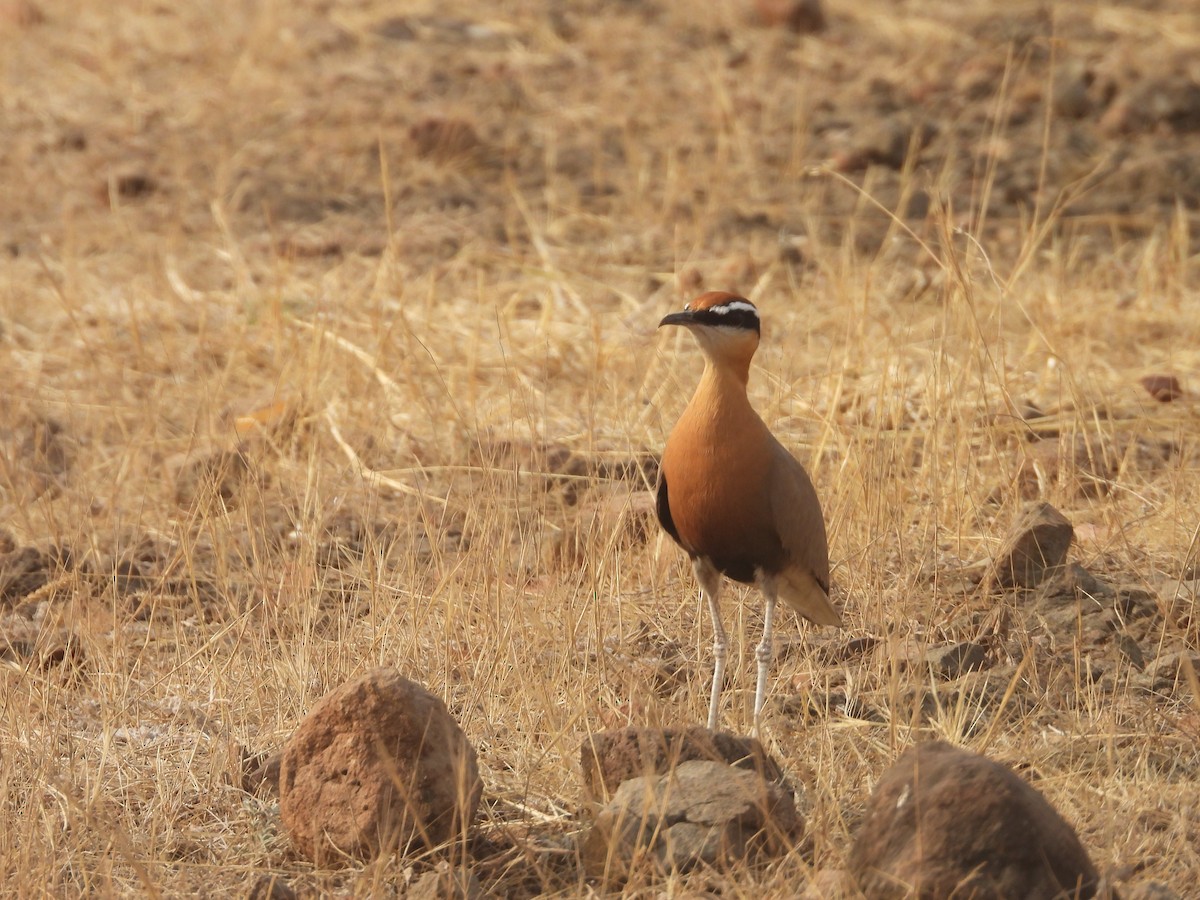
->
[[769, 452, 841, 626]]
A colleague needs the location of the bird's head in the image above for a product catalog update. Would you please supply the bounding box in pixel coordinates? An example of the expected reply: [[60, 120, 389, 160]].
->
[[659, 291, 761, 371]]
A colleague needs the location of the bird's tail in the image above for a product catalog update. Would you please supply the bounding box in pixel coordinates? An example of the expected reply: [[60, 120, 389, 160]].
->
[[776, 567, 842, 627]]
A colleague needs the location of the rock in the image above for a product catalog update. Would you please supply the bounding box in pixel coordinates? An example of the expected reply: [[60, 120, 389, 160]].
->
[[753, 0, 826, 33], [991, 502, 1074, 589], [813, 635, 880, 666], [1101, 75, 1200, 135], [834, 116, 932, 171], [0, 546, 52, 606], [1158, 579, 1200, 629], [241, 750, 281, 797], [1144, 652, 1200, 694], [581, 759, 801, 880], [245, 875, 299, 900], [849, 742, 1105, 899], [408, 862, 486, 900], [0, 0, 45, 27], [111, 169, 157, 199], [1123, 880, 1180, 900], [1140, 374, 1184, 402], [0, 543, 71, 606], [925, 642, 989, 680], [1063, 563, 1115, 601], [579, 726, 783, 803], [1052, 64, 1094, 120], [1115, 633, 1146, 672], [279, 669, 481, 866], [1114, 584, 1156, 620], [373, 16, 415, 41]]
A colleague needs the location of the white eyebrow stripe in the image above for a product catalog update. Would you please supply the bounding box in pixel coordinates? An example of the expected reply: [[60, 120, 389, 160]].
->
[[709, 300, 758, 316]]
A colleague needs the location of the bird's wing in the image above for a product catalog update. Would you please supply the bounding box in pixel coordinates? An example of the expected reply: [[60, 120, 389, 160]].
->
[[655, 470, 683, 548], [768, 446, 841, 626]]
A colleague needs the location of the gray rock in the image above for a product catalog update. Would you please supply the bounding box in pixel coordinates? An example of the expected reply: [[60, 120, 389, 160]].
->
[[850, 741, 1104, 899], [1114, 585, 1156, 620], [581, 759, 801, 881], [1065, 563, 1116, 601], [1158, 579, 1199, 619], [1115, 633, 1146, 671], [1123, 880, 1180, 900], [245, 875, 298, 900], [1144, 651, 1200, 694]]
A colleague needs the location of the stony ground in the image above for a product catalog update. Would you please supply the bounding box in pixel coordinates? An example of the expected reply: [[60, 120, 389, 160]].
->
[[2, 0, 1199, 896]]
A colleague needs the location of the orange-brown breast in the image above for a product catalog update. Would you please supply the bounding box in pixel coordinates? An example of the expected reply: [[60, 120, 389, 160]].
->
[[661, 367, 786, 583]]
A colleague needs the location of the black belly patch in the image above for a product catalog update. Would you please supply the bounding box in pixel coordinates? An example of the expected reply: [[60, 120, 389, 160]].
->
[[712, 556, 757, 584]]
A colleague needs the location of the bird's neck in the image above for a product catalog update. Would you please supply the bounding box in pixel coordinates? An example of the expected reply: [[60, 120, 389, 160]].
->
[[700, 355, 751, 391], [691, 359, 753, 419]]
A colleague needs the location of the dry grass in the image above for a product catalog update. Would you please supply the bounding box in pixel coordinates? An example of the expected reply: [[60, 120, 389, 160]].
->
[[2, 0, 1199, 895]]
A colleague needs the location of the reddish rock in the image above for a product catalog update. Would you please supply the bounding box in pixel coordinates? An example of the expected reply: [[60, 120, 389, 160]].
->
[[991, 502, 1074, 589], [279, 669, 481, 866], [1139, 374, 1184, 403], [850, 742, 1105, 899], [753, 0, 826, 34]]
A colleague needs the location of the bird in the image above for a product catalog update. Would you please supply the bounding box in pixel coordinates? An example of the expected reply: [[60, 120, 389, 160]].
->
[[656, 291, 841, 731]]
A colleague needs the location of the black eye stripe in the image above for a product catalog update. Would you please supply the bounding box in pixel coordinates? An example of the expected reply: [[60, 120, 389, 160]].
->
[[691, 306, 760, 333]]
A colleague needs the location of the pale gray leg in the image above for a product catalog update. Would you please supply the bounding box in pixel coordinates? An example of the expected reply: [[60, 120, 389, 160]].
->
[[692, 557, 725, 731], [754, 576, 779, 734]]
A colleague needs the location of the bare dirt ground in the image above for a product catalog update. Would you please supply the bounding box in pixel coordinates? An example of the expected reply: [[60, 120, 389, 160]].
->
[[2, 0, 1199, 895]]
